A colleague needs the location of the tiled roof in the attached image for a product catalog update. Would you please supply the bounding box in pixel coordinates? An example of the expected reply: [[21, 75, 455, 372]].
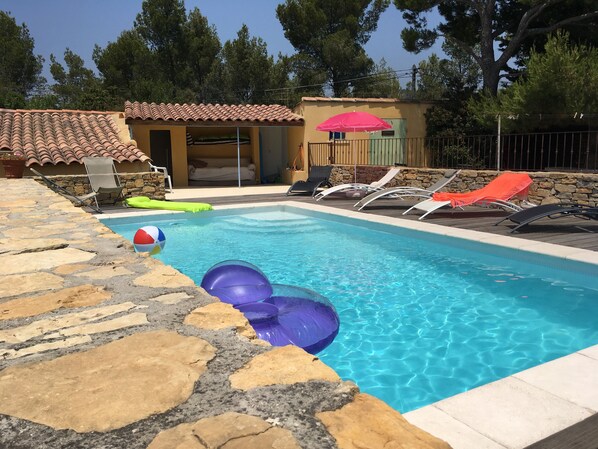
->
[[125, 101, 304, 125], [0, 109, 149, 166]]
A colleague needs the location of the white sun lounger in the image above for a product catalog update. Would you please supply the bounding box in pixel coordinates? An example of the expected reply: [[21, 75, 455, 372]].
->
[[355, 169, 460, 210], [314, 167, 401, 201]]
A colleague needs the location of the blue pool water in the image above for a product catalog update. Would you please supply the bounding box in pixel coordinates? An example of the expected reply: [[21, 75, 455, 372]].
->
[[104, 206, 598, 413]]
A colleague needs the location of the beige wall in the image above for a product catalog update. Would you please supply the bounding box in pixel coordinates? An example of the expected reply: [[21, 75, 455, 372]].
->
[[293, 98, 432, 172], [283, 126, 307, 183], [130, 123, 190, 187]]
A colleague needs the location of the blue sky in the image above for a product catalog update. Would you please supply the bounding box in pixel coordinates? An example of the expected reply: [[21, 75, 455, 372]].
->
[[3, 0, 444, 82]]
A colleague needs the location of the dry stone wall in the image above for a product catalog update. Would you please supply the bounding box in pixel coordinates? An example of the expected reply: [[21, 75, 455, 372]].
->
[[32, 171, 166, 203], [330, 166, 598, 207]]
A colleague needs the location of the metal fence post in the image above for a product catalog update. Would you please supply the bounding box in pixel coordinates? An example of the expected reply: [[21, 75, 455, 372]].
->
[[497, 114, 502, 171]]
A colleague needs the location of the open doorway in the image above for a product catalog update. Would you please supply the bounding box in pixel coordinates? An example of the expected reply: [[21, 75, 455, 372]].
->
[[259, 127, 288, 183], [149, 130, 173, 177]]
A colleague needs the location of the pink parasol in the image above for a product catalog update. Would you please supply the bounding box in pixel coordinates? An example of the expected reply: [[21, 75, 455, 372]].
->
[[316, 111, 391, 181], [316, 111, 392, 133]]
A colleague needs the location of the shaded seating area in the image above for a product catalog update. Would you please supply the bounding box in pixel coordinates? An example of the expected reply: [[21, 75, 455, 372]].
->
[[404, 172, 533, 220], [314, 167, 401, 201], [83, 157, 124, 209], [30, 168, 103, 214], [496, 203, 598, 233], [355, 169, 460, 211], [287, 165, 333, 197]]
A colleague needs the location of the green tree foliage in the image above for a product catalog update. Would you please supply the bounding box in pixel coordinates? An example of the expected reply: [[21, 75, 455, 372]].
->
[[407, 42, 483, 137], [0, 11, 44, 108], [134, 0, 188, 91], [185, 8, 222, 100], [469, 32, 598, 132], [506, 0, 598, 71], [356, 59, 401, 98], [206, 25, 285, 104], [93, 1, 215, 103], [393, 0, 598, 95], [93, 30, 164, 102], [49, 49, 118, 110], [286, 53, 328, 99], [276, 0, 390, 97]]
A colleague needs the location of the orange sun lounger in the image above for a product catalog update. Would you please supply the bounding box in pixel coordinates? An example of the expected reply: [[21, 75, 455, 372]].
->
[[404, 172, 533, 220]]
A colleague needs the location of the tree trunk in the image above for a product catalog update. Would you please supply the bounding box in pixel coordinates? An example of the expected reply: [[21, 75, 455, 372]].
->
[[479, 0, 500, 95]]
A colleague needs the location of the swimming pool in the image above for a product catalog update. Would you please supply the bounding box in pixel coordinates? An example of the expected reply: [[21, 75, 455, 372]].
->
[[103, 205, 598, 413]]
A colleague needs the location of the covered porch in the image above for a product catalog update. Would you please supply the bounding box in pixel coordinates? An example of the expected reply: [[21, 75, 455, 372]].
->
[[125, 101, 305, 188]]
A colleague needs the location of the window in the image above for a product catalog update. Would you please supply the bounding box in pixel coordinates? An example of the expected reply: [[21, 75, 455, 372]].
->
[[381, 130, 395, 137], [329, 131, 346, 140]]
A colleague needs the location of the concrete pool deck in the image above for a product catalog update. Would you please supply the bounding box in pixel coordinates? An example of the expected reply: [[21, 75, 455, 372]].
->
[[1, 180, 597, 448]]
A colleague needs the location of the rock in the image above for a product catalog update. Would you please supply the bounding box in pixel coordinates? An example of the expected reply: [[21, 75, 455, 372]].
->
[[229, 345, 340, 390], [184, 302, 256, 339], [0, 248, 95, 275], [147, 412, 301, 449], [316, 393, 452, 449], [0, 272, 64, 298], [134, 265, 196, 288], [0, 285, 110, 321], [0, 330, 216, 432]]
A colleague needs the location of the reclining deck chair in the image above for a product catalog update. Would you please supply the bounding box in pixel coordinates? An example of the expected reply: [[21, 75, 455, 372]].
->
[[314, 167, 401, 201], [355, 169, 460, 211], [404, 172, 533, 220], [495, 203, 598, 233], [149, 162, 173, 193], [82, 157, 124, 209], [287, 165, 333, 197], [30, 168, 102, 214]]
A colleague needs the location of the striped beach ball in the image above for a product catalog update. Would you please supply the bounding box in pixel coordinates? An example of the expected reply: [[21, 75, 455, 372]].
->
[[133, 226, 166, 255]]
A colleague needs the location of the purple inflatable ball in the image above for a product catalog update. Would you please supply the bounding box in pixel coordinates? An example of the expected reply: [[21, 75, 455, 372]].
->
[[235, 302, 279, 323], [244, 284, 340, 354], [200, 260, 273, 305]]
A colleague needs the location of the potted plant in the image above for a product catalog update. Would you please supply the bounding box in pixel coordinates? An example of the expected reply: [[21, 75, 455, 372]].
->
[[0, 150, 27, 178]]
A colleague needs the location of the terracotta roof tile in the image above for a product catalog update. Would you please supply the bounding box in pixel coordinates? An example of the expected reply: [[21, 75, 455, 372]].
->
[[0, 109, 149, 167], [125, 101, 304, 125]]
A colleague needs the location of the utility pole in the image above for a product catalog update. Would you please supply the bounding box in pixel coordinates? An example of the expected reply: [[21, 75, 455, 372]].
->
[[411, 65, 417, 98]]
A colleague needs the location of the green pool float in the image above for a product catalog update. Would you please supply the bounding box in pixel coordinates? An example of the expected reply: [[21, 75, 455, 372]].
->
[[125, 196, 213, 212]]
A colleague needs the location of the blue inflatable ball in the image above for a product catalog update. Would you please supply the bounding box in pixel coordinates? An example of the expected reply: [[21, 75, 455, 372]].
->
[[236, 284, 340, 355], [133, 226, 165, 255], [264, 284, 340, 354], [201, 260, 273, 305]]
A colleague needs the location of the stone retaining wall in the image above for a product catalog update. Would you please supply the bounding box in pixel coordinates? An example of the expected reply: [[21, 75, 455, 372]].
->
[[330, 166, 598, 206], [32, 171, 166, 204]]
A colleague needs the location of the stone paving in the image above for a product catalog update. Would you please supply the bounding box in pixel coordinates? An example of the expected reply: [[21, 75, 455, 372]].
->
[[0, 178, 451, 449]]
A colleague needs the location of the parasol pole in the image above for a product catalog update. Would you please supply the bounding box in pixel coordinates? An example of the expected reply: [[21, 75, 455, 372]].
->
[[236, 127, 241, 188], [352, 128, 357, 183]]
